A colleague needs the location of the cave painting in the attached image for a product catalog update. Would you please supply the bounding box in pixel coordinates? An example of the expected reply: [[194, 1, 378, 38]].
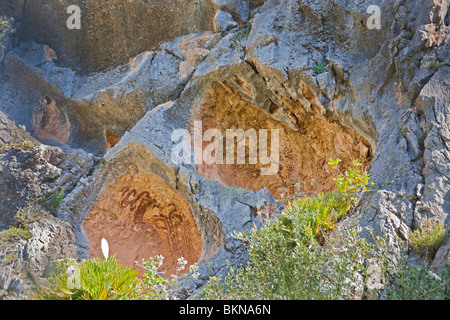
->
[[83, 173, 203, 276], [192, 81, 373, 199]]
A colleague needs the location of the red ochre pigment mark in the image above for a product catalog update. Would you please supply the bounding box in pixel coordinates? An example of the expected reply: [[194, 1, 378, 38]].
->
[[118, 187, 154, 223], [117, 186, 188, 255]]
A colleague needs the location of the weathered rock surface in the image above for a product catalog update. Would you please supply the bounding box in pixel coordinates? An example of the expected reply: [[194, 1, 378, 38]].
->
[[0, 0, 252, 73], [0, 215, 78, 300], [214, 10, 239, 33], [432, 235, 450, 271], [0, 0, 449, 299]]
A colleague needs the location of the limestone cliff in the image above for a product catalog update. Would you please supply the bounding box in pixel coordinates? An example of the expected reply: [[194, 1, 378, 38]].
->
[[0, 0, 448, 299]]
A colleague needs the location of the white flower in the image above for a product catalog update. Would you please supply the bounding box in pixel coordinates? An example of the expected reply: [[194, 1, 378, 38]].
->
[[101, 238, 109, 259], [176, 257, 188, 272]]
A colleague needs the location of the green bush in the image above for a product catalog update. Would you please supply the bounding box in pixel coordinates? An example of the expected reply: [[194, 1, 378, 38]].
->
[[0, 140, 35, 153], [277, 192, 350, 245], [0, 227, 33, 251], [429, 60, 444, 70], [135, 255, 199, 300], [314, 63, 326, 75], [383, 260, 450, 300], [409, 218, 448, 261], [329, 158, 372, 205], [0, 16, 13, 62], [401, 30, 413, 40], [34, 254, 199, 300], [14, 203, 49, 230], [38, 187, 65, 212], [34, 257, 140, 300], [201, 224, 393, 300]]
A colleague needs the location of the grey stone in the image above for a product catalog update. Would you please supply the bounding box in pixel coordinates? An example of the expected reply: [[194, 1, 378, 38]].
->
[[432, 235, 450, 272], [212, 0, 250, 22], [214, 10, 239, 33]]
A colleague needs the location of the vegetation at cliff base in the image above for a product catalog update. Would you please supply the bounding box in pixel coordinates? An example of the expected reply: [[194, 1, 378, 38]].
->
[[200, 159, 450, 300], [34, 254, 199, 300], [32, 159, 449, 300], [34, 257, 140, 300]]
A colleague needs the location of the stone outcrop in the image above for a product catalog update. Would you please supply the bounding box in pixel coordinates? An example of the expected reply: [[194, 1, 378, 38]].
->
[[0, 0, 252, 73], [83, 172, 204, 276], [192, 80, 372, 198], [0, 0, 449, 299], [0, 216, 78, 300]]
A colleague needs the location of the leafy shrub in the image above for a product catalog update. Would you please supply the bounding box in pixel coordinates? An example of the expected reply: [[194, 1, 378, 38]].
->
[[0, 16, 13, 63], [0, 227, 33, 251], [409, 218, 448, 261], [34, 257, 140, 300], [14, 203, 49, 230], [314, 63, 326, 75], [35, 253, 199, 300], [93, 159, 106, 169], [201, 224, 393, 300], [329, 158, 372, 205], [0, 140, 35, 153], [38, 187, 65, 212], [400, 127, 409, 138], [383, 260, 450, 300], [401, 30, 413, 40], [135, 255, 199, 300], [135, 255, 169, 300], [417, 122, 436, 148], [429, 60, 444, 70], [230, 24, 251, 54], [278, 192, 350, 245], [2, 252, 18, 264]]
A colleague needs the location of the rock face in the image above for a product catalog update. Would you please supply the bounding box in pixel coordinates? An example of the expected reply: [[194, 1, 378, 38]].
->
[[0, 0, 449, 299], [192, 80, 372, 198], [0, 0, 252, 73], [0, 216, 78, 300], [83, 172, 204, 276], [214, 10, 239, 33]]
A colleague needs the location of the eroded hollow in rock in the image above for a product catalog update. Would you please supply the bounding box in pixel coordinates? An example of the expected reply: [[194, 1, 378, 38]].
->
[[104, 129, 120, 152], [82, 173, 203, 276], [191, 81, 373, 199], [31, 95, 70, 145]]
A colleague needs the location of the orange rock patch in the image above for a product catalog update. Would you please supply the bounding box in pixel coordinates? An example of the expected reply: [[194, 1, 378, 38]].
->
[[31, 96, 70, 144], [82, 173, 203, 277], [104, 129, 120, 151], [191, 81, 373, 199]]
